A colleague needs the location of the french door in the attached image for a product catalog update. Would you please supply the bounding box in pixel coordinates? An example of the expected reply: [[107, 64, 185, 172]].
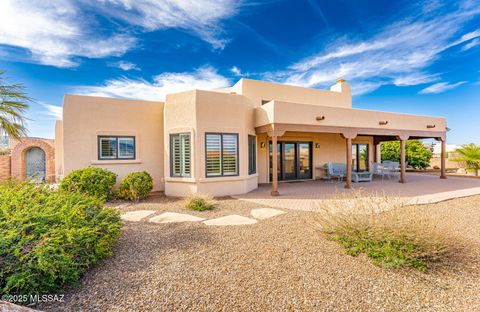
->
[[269, 142, 312, 181]]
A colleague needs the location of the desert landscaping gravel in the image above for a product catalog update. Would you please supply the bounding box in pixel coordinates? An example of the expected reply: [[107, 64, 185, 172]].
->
[[38, 194, 480, 311]]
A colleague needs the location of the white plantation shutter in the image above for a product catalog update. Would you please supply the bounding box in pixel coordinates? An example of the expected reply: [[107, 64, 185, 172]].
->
[[99, 137, 117, 159], [206, 133, 238, 177], [222, 134, 238, 176], [206, 134, 222, 176], [171, 133, 191, 177]]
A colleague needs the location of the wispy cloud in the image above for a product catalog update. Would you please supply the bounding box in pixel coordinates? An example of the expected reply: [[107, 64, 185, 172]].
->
[[230, 66, 243, 76], [462, 38, 480, 51], [93, 0, 244, 49], [77, 66, 231, 101], [113, 61, 140, 71], [0, 0, 243, 67], [0, 0, 136, 67], [419, 81, 467, 94], [268, 2, 480, 95], [41, 103, 63, 119]]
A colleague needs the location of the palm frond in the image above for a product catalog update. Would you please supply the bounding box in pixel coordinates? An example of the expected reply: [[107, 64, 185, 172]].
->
[[0, 71, 30, 139]]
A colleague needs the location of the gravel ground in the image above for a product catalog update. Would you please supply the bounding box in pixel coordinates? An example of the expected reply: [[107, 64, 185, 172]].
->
[[38, 195, 480, 311]]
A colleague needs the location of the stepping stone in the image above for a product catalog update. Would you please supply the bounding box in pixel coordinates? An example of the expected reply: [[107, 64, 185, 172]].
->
[[250, 208, 286, 220], [121, 210, 156, 222], [149, 212, 205, 224], [203, 215, 257, 226]]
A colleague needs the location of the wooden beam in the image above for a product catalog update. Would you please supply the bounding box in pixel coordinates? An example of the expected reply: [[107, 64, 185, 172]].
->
[[256, 123, 445, 139], [345, 137, 353, 189], [399, 138, 407, 183], [440, 137, 447, 179], [271, 135, 279, 196]]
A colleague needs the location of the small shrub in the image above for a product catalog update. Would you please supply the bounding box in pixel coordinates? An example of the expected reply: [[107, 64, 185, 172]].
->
[[59, 167, 117, 200], [185, 193, 216, 211], [0, 180, 122, 298], [116, 171, 153, 201], [314, 192, 450, 270]]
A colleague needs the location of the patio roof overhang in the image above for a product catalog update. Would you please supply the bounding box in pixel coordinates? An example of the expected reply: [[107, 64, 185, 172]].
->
[[255, 100, 448, 196], [255, 100, 446, 141]]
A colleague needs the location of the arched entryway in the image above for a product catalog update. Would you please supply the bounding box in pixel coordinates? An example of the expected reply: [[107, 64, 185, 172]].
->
[[25, 147, 46, 181], [10, 138, 55, 182]]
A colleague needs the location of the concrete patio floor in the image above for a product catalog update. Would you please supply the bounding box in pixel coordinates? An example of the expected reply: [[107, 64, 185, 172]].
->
[[234, 173, 480, 211]]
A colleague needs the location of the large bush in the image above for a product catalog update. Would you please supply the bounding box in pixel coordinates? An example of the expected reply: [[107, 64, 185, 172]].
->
[[59, 167, 117, 200], [116, 171, 153, 201], [381, 140, 432, 169], [0, 180, 121, 297]]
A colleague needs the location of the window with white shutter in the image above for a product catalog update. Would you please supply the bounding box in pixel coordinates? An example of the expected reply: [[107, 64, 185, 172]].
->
[[205, 133, 239, 177], [98, 136, 135, 160], [170, 133, 191, 177]]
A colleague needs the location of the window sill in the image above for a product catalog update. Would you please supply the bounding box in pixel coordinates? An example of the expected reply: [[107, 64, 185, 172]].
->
[[91, 159, 142, 165], [164, 177, 196, 183]]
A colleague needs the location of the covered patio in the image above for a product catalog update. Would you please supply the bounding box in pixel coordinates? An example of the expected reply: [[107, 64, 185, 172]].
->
[[235, 173, 480, 211], [255, 99, 448, 196]]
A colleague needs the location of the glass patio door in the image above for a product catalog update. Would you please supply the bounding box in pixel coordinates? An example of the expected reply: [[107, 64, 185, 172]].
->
[[298, 143, 312, 179], [269, 141, 312, 181], [352, 144, 369, 172]]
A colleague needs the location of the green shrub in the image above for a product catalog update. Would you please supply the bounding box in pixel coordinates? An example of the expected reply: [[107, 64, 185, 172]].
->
[[315, 192, 450, 270], [59, 167, 117, 200], [381, 140, 432, 169], [185, 193, 215, 211], [116, 171, 153, 201], [0, 180, 121, 298]]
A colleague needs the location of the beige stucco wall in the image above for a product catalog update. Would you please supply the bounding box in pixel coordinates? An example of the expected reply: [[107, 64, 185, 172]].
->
[[54, 120, 64, 180], [232, 78, 352, 108], [256, 132, 373, 184], [164, 90, 258, 197], [256, 100, 447, 133], [62, 95, 165, 191]]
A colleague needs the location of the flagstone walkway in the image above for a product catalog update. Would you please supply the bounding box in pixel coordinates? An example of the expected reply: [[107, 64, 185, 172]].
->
[[120, 207, 287, 226]]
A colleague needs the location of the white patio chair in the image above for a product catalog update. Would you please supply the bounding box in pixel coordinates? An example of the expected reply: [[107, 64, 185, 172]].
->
[[371, 162, 387, 180]]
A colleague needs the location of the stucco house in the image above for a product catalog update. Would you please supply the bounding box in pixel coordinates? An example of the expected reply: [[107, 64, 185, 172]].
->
[[54, 79, 447, 197]]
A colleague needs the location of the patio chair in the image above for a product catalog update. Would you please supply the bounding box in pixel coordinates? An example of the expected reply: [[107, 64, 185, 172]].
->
[[382, 161, 400, 179], [327, 162, 346, 183], [352, 171, 373, 183], [371, 162, 388, 180]]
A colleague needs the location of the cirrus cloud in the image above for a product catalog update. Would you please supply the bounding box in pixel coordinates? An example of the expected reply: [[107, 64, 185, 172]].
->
[[267, 2, 480, 95], [76, 66, 231, 101], [419, 81, 467, 94]]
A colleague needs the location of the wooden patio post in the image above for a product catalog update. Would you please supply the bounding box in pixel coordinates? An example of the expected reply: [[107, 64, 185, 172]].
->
[[342, 131, 356, 189], [440, 136, 447, 179], [271, 134, 279, 196], [398, 135, 409, 183], [375, 144, 381, 163]]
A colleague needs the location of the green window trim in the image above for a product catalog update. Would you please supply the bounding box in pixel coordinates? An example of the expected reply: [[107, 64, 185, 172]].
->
[[170, 133, 191, 177], [248, 135, 256, 175]]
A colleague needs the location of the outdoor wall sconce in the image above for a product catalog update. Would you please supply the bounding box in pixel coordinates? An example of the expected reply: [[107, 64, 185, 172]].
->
[[315, 143, 320, 148], [379, 121, 388, 125], [260, 142, 266, 148], [316, 116, 325, 121], [427, 124, 436, 129]]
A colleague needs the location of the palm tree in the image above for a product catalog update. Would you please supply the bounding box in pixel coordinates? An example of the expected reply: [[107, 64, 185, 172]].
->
[[452, 144, 480, 176], [0, 70, 29, 140]]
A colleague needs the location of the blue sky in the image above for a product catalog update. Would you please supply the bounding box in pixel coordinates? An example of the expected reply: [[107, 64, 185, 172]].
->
[[0, 0, 479, 144]]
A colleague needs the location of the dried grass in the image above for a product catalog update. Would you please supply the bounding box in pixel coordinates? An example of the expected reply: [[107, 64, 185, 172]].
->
[[314, 190, 452, 270]]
